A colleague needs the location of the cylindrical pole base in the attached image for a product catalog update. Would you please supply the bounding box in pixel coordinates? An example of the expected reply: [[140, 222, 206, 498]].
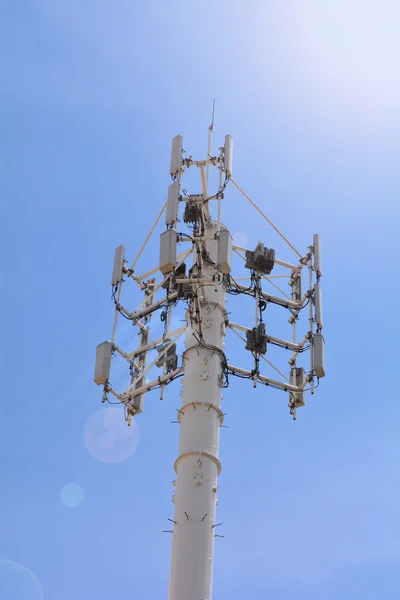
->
[[168, 223, 227, 600]]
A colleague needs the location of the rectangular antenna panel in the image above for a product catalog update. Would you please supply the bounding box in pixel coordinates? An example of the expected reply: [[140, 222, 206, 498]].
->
[[217, 228, 233, 274], [224, 134, 233, 177], [159, 229, 177, 275], [111, 245, 125, 286], [314, 282, 323, 330], [94, 341, 112, 385], [165, 181, 180, 226], [313, 234, 322, 277], [290, 367, 305, 407], [313, 333, 325, 378], [170, 134, 183, 176]]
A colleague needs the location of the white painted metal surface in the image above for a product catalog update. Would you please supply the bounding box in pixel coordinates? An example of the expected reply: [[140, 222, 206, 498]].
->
[[314, 282, 323, 331], [160, 229, 178, 275], [217, 227, 233, 274], [168, 222, 226, 600], [313, 332, 326, 378], [313, 233, 322, 278], [224, 134, 233, 177], [170, 134, 183, 176], [166, 181, 180, 226], [94, 341, 112, 385], [111, 245, 125, 286]]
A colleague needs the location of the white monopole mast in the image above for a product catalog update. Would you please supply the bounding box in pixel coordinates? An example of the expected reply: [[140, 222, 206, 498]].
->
[[94, 124, 325, 600]]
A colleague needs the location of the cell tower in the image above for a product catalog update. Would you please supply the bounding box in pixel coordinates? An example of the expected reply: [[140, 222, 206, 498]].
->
[[94, 122, 325, 600]]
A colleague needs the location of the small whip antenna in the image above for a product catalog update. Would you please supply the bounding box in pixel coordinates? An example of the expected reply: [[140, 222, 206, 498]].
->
[[206, 98, 216, 190]]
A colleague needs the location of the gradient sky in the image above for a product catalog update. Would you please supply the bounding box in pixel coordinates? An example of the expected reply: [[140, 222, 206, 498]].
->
[[2, 1, 400, 599]]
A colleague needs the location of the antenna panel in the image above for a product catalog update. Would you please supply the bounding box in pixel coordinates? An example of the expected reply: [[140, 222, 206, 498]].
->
[[111, 245, 125, 286], [314, 282, 323, 330], [160, 229, 177, 275], [224, 135, 233, 177], [166, 181, 180, 226], [217, 227, 233, 274], [313, 333, 325, 378], [290, 367, 305, 407], [313, 234, 322, 278], [94, 341, 112, 385], [170, 135, 183, 176]]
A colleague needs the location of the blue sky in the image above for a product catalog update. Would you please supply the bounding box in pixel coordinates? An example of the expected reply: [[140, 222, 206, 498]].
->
[[1, 1, 400, 598]]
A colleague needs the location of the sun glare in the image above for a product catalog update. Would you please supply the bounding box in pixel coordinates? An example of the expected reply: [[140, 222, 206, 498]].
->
[[281, 1, 400, 119]]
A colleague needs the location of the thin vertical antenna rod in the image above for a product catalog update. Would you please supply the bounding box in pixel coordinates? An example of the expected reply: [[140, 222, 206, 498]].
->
[[206, 99, 216, 192]]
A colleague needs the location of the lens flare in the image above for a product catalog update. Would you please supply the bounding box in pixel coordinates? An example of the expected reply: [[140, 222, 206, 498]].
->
[[233, 232, 248, 248], [60, 483, 85, 508], [84, 407, 140, 463], [0, 561, 43, 600]]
